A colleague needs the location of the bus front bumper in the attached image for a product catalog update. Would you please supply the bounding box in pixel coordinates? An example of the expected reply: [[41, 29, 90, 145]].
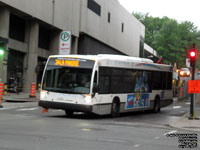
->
[[39, 100, 93, 113]]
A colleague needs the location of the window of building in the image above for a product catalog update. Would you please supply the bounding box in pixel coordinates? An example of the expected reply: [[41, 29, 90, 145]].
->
[[87, 0, 101, 16], [9, 14, 25, 42], [38, 25, 50, 50], [108, 12, 111, 23], [121, 23, 124, 32]]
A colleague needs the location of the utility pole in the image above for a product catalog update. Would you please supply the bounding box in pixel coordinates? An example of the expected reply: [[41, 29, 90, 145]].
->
[[188, 44, 199, 120]]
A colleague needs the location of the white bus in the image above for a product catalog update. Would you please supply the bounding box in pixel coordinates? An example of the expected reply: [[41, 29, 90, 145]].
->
[[39, 54, 173, 117]]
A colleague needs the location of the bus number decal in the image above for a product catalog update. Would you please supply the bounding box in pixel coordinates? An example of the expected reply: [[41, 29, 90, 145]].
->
[[55, 59, 79, 67]]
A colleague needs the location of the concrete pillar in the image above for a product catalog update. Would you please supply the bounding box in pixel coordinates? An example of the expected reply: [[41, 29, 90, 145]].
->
[[23, 21, 39, 92], [49, 30, 60, 55], [71, 36, 78, 54], [0, 7, 10, 83]]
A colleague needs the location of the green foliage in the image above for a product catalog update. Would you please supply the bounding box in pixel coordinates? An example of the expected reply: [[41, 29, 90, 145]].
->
[[133, 12, 200, 69]]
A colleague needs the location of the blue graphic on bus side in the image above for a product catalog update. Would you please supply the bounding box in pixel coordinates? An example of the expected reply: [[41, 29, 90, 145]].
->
[[126, 93, 150, 109], [161, 90, 165, 99]]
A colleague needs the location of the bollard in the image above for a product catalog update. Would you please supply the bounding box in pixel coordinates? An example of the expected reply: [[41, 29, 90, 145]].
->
[[179, 87, 183, 97], [41, 107, 48, 113], [0, 83, 4, 108], [3, 83, 8, 95], [30, 82, 36, 98]]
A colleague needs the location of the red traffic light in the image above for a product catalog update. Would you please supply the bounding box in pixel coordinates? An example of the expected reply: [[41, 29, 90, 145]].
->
[[189, 49, 197, 61], [190, 51, 196, 57]]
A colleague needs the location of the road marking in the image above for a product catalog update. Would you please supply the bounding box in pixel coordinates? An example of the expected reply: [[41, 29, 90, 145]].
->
[[82, 128, 91, 132], [97, 138, 127, 143], [185, 102, 190, 105], [0, 106, 17, 110], [173, 106, 181, 109], [52, 109, 62, 112], [134, 144, 140, 147], [180, 110, 185, 113], [16, 107, 38, 111], [164, 130, 177, 136], [155, 136, 160, 139]]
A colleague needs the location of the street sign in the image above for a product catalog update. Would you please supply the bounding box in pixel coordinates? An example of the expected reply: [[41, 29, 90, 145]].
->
[[186, 58, 190, 68], [59, 31, 71, 55], [188, 80, 200, 93]]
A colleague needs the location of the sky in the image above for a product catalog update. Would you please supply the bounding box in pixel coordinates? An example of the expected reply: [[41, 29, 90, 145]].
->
[[118, 0, 200, 30]]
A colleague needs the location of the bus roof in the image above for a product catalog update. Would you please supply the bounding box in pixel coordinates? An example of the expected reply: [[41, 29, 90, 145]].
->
[[49, 54, 172, 71], [49, 54, 153, 63]]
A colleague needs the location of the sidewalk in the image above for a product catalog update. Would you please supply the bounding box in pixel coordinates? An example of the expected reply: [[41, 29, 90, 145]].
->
[[2, 92, 40, 102], [170, 110, 200, 132]]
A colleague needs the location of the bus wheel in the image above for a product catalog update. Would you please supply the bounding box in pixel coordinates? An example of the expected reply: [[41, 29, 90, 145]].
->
[[153, 97, 160, 113], [111, 100, 120, 117], [65, 110, 74, 116]]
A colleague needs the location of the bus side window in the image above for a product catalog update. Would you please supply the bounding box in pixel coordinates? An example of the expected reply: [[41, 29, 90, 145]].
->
[[99, 76, 110, 94]]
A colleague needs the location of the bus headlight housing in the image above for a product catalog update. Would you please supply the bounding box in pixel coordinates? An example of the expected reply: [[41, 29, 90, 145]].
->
[[85, 95, 92, 104], [40, 90, 46, 99]]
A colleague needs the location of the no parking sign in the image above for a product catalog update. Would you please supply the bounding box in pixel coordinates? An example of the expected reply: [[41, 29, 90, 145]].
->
[[59, 31, 71, 55]]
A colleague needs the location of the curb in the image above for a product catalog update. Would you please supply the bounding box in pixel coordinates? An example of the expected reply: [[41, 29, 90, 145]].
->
[[169, 112, 200, 132]]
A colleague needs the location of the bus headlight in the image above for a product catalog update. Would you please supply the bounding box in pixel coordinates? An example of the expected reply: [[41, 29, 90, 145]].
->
[[85, 95, 92, 104], [40, 90, 46, 99]]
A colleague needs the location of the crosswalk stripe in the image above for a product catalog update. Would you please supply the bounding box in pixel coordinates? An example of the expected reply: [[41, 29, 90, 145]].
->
[[16, 107, 38, 111]]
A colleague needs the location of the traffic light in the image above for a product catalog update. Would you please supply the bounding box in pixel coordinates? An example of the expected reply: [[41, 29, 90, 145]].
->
[[0, 42, 5, 56], [189, 48, 197, 67]]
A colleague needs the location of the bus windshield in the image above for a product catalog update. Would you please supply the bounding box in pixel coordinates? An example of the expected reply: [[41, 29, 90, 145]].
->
[[42, 66, 93, 94]]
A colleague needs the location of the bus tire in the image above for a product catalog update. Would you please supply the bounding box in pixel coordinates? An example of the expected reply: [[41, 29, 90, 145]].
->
[[111, 99, 120, 117], [153, 96, 160, 113], [65, 110, 74, 116]]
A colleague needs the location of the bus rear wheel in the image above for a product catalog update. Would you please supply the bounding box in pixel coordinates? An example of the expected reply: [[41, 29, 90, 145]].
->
[[65, 110, 74, 116], [111, 100, 120, 117]]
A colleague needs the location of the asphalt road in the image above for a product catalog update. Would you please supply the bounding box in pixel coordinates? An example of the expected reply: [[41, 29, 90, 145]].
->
[[0, 99, 199, 150]]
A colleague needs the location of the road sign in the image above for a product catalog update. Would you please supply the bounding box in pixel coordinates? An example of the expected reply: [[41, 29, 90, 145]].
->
[[186, 58, 190, 68], [59, 31, 71, 55], [188, 80, 200, 93]]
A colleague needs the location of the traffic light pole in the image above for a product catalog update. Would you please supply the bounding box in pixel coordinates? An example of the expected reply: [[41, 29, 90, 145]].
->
[[189, 63, 195, 120]]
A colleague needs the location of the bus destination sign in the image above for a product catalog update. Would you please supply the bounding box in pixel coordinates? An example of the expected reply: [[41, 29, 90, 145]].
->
[[55, 59, 79, 67], [48, 57, 95, 68]]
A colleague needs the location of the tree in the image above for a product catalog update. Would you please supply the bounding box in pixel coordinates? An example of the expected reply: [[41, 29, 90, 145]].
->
[[133, 12, 200, 68]]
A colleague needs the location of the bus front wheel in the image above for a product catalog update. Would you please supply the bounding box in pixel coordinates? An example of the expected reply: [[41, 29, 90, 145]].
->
[[65, 110, 74, 116], [111, 100, 120, 117]]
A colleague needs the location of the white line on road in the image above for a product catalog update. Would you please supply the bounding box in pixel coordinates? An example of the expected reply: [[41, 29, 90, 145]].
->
[[52, 109, 63, 112], [16, 107, 38, 111], [0, 106, 17, 110], [164, 130, 177, 136], [173, 106, 182, 109], [185, 102, 190, 105], [154, 136, 160, 139], [97, 138, 128, 143]]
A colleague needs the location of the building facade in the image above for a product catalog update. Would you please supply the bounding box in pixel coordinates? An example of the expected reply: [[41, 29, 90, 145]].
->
[[0, 0, 145, 91]]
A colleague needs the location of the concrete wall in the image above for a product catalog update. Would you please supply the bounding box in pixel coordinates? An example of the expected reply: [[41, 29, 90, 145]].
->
[[80, 0, 145, 56], [0, 0, 81, 37], [0, 0, 145, 56]]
